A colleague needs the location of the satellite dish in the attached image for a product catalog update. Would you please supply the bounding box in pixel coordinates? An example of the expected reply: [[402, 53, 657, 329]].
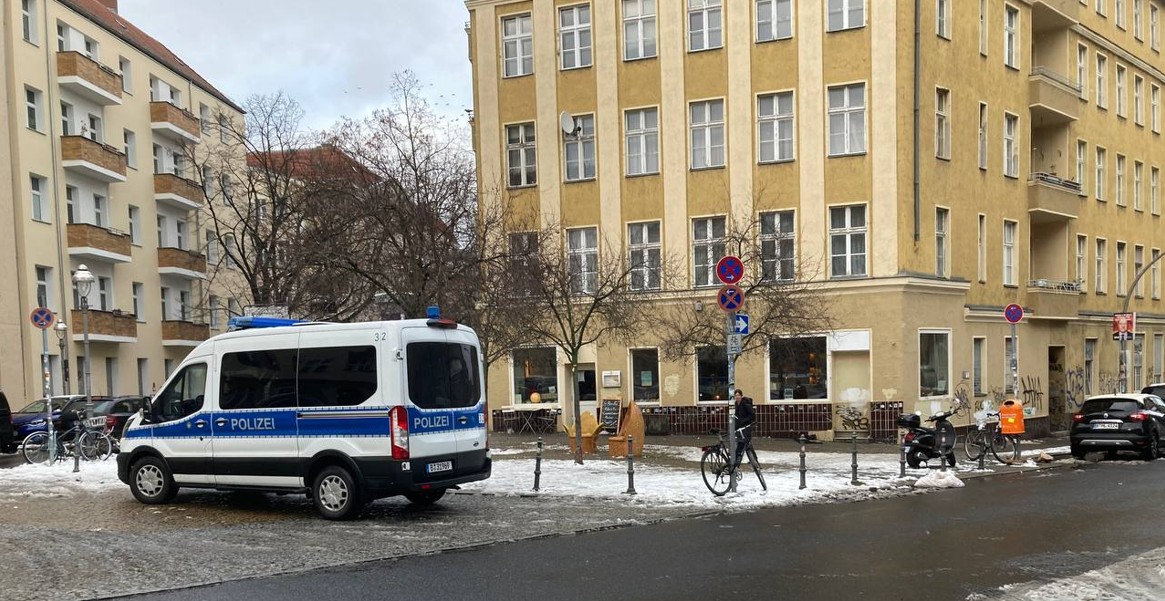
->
[[559, 111, 578, 136]]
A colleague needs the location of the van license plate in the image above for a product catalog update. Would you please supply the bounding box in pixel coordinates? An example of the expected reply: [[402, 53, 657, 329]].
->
[[426, 460, 453, 474], [1093, 423, 1120, 430]]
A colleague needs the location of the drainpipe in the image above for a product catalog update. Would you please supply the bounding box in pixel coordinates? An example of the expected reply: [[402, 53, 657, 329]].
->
[[913, 0, 922, 242]]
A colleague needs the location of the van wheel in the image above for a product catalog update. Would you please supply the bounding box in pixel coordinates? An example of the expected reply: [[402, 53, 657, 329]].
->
[[313, 466, 362, 520], [130, 456, 178, 504], [405, 489, 447, 506]]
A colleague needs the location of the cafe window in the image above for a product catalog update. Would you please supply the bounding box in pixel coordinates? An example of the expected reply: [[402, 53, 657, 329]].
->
[[919, 331, 950, 398], [513, 347, 558, 404], [769, 336, 827, 400], [697, 346, 729, 401], [630, 348, 659, 403]]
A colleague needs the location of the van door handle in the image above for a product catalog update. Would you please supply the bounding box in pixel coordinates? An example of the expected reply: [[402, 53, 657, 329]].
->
[[194, 420, 207, 429], [457, 416, 469, 425], [214, 418, 227, 427]]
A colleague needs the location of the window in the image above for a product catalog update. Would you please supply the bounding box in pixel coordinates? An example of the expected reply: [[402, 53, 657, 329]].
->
[[623, 0, 657, 60], [1153, 166, 1160, 214], [65, 185, 75, 224], [935, 208, 949, 278], [1096, 147, 1107, 200], [1154, 84, 1161, 132], [936, 0, 950, 38], [830, 204, 867, 278], [979, 0, 988, 55], [828, 83, 866, 156], [301, 346, 382, 408], [567, 227, 598, 294], [563, 114, 595, 181], [1135, 75, 1145, 124], [137, 359, 148, 396], [1117, 241, 1127, 295], [1097, 54, 1108, 108], [1135, 244, 1145, 297], [508, 232, 538, 280], [977, 214, 987, 282], [1117, 154, 1127, 205], [692, 216, 726, 286], [199, 103, 211, 134], [128, 205, 140, 244], [559, 5, 592, 70], [217, 114, 228, 143], [935, 88, 951, 159], [152, 143, 162, 174], [132, 282, 143, 319], [1135, 161, 1144, 210], [757, 0, 793, 41], [86, 113, 102, 142], [1003, 113, 1018, 177], [30, 175, 46, 222], [60, 101, 72, 136], [1153, 248, 1161, 299], [1153, 3, 1161, 50], [176, 220, 187, 250], [208, 295, 219, 329], [35, 266, 51, 310], [123, 130, 136, 168], [105, 358, 118, 396], [1004, 5, 1019, 68], [920, 332, 950, 397], [119, 57, 131, 92], [761, 210, 796, 282], [219, 350, 298, 410], [625, 108, 659, 175], [972, 337, 984, 395], [827, 0, 864, 32], [22, 0, 37, 43], [688, 0, 723, 52], [512, 347, 557, 404], [1085, 339, 1096, 396], [1078, 45, 1088, 99], [1117, 64, 1127, 117], [1096, 238, 1108, 294], [224, 234, 238, 269], [697, 346, 729, 401], [630, 349, 660, 403], [501, 14, 533, 78], [978, 102, 988, 169], [690, 99, 725, 168], [156, 215, 168, 247], [506, 122, 537, 187], [1076, 140, 1088, 194], [628, 221, 661, 291], [1077, 234, 1088, 291], [227, 298, 241, 318], [159, 287, 169, 319], [1003, 220, 1017, 286], [93, 194, 106, 227], [1118, 0, 1128, 28], [769, 336, 827, 400], [25, 86, 42, 131], [96, 276, 110, 310], [758, 91, 794, 162]]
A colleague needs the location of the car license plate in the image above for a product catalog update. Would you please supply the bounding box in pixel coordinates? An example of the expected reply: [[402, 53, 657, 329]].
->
[[426, 460, 453, 474], [1093, 423, 1120, 430]]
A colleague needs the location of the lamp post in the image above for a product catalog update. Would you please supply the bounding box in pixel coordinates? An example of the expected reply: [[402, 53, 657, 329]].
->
[[1118, 251, 1165, 392], [72, 264, 95, 473], [54, 321, 69, 395]]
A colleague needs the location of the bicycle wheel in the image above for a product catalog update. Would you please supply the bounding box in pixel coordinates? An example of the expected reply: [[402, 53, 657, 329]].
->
[[22, 432, 53, 464], [746, 447, 767, 491], [78, 431, 113, 461], [963, 430, 987, 461], [701, 447, 731, 496], [990, 432, 1020, 464]]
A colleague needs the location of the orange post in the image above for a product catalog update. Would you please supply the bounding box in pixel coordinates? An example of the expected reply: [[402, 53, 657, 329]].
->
[[999, 399, 1025, 435]]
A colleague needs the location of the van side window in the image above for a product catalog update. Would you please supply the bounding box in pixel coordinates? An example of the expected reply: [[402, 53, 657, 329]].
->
[[153, 363, 207, 422], [407, 342, 481, 409], [220, 349, 298, 410], [298, 346, 377, 407]]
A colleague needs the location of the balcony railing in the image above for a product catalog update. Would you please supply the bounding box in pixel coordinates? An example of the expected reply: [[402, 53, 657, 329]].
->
[[70, 309, 137, 342], [150, 101, 200, 143], [157, 247, 207, 278], [56, 51, 122, 105], [66, 222, 131, 263], [1030, 171, 1082, 193], [60, 136, 127, 182], [153, 172, 205, 209], [1029, 68, 1080, 123], [1028, 278, 1082, 292]]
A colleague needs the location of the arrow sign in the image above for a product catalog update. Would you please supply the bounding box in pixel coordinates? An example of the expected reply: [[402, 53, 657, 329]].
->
[[734, 314, 750, 335], [717, 284, 745, 313]]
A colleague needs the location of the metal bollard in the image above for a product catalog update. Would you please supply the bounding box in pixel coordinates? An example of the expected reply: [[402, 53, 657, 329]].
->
[[850, 431, 859, 486], [899, 439, 907, 478], [624, 435, 637, 495], [533, 437, 543, 492], [798, 434, 808, 490]]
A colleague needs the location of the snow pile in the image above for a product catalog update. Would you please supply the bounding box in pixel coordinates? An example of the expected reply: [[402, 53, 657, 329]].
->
[[913, 469, 964, 488], [975, 548, 1165, 600]]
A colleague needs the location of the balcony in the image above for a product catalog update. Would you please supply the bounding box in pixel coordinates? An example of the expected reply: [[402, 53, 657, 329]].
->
[[154, 173, 205, 210], [67, 223, 131, 263], [150, 101, 201, 144], [1029, 68, 1080, 125], [1032, 0, 1080, 32], [1026, 279, 1081, 319], [70, 309, 137, 343], [157, 247, 207, 279], [162, 320, 209, 347], [56, 51, 122, 105], [1028, 173, 1080, 223], [60, 136, 127, 183]]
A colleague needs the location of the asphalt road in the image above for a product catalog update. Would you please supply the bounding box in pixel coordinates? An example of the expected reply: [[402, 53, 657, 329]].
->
[[116, 461, 1165, 601]]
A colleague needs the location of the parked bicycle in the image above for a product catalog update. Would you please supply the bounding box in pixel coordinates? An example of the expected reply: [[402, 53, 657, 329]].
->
[[700, 428, 767, 496], [963, 411, 1020, 464], [22, 410, 113, 464]]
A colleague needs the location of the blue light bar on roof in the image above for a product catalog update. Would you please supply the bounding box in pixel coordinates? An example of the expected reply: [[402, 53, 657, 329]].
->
[[228, 316, 305, 331]]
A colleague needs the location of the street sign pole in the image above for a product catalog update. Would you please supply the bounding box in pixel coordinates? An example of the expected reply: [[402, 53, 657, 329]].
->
[[726, 311, 737, 493], [30, 308, 57, 462], [716, 256, 745, 494], [1010, 322, 1018, 398]]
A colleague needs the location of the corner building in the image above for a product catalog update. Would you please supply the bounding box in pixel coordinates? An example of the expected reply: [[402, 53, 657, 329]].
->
[[0, 0, 244, 403], [467, 0, 1165, 438]]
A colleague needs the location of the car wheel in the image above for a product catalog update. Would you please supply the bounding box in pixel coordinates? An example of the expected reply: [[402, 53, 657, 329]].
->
[[312, 465, 362, 521], [1070, 445, 1086, 460], [405, 489, 447, 506], [1142, 432, 1160, 461], [130, 456, 178, 504]]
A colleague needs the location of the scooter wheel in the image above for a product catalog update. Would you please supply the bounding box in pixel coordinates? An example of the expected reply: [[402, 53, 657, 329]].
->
[[906, 448, 927, 469]]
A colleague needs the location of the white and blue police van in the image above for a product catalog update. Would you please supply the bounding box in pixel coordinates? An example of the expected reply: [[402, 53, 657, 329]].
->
[[116, 311, 491, 520]]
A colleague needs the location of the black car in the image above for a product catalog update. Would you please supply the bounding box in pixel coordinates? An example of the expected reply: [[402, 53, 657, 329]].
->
[[54, 396, 114, 436], [0, 390, 15, 454], [91, 396, 146, 440], [1070, 394, 1165, 460]]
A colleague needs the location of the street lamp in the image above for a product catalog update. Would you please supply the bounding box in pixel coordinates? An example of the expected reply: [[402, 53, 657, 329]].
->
[[72, 264, 95, 473], [1117, 251, 1165, 393], [53, 321, 69, 395]]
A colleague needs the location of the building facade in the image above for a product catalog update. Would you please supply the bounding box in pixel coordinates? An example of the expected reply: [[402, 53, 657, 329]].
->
[[0, 0, 245, 404], [466, 0, 1165, 437]]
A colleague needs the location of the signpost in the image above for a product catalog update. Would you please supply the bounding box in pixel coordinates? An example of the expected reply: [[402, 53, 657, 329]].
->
[[1113, 312, 1136, 393], [30, 308, 56, 462], [1004, 303, 1023, 398], [734, 314, 749, 335], [716, 257, 745, 493]]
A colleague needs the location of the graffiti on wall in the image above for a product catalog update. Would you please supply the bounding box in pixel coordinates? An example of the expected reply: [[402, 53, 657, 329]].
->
[[1020, 376, 1044, 412], [1098, 371, 1121, 395], [835, 405, 870, 431], [1065, 367, 1087, 410]]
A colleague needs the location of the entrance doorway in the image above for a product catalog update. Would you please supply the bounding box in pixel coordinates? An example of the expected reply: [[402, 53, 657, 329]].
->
[[1048, 346, 1068, 432]]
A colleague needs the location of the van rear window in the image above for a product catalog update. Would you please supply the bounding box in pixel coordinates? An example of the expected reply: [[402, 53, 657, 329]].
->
[[407, 342, 481, 409]]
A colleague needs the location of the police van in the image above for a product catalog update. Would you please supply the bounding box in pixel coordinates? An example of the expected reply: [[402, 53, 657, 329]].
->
[[116, 312, 491, 520]]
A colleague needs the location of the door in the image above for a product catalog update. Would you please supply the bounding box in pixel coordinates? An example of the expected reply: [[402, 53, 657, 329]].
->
[[148, 361, 212, 485], [401, 326, 486, 462], [1048, 346, 1069, 432]]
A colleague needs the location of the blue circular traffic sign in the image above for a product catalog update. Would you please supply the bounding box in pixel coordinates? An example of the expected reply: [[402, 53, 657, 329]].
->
[[716, 255, 744, 285], [1004, 303, 1024, 324], [717, 284, 745, 313], [30, 307, 55, 330]]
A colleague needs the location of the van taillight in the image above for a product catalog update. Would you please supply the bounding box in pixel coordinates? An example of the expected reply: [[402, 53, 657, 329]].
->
[[481, 405, 489, 448], [390, 406, 410, 460]]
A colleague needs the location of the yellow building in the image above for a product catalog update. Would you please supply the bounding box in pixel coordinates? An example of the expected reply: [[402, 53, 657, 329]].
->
[[0, 0, 244, 404], [467, 0, 1165, 438]]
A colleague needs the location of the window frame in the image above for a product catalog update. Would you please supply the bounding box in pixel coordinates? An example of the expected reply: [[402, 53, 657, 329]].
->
[[1096, 237, 1108, 294], [1097, 54, 1108, 109], [506, 122, 538, 188], [756, 0, 794, 42], [757, 90, 795, 163], [935, 207, 950, 278], [1117, 241, 1128, 296], [1003, 112, 1019, 178], [935, 87, 951, 160], [22, 0, 37, 44], [1077, 234, 1088, 291], [30, 174, 47, 222], [936, 0, 951, 39], [692, 216, 727, 287], [1003, 220, 1017, 286], [501, 13, 534, 78], [1117, 154, 1127, 206], [760, 209, 796, 282], [689, 98, 726, 169], [25, 86, 42, 131], [919, 330, 952, 399], [622, 0, 658, 61], [1077, 139, 1088, 193], [827, 82, 867, 157], [567, 226, 599, 295], [559, 4, 593, 70], [628, 220, 662, 291], [625, 107, 660, 176], [563, 113, 596, 182], [978, 102, 988, 170], [1096, 146, 1108, 200], [826, 0, 866, 33], [687, 0, 724, 52], [829, 204, 868, 278], [1004, 4, 1020, 69]]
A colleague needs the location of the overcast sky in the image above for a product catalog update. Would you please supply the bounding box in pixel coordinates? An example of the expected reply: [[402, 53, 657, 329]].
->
[[117, 0, 474, 131]]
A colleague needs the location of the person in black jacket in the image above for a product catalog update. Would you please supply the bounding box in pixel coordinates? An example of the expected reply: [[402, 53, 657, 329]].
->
[[733, 388, 755, 467]]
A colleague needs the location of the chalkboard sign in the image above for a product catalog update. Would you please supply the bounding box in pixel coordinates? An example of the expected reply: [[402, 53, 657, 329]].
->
[[600, 399, 622, 433]]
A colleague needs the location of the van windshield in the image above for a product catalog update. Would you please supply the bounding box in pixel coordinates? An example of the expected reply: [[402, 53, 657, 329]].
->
[[406, 342, 481, 409]]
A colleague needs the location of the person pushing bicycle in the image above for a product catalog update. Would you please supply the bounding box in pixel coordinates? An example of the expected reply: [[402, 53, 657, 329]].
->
[[733, 389, 755, 467]]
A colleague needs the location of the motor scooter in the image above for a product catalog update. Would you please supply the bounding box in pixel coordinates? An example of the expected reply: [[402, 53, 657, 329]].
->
[[898, 410, 957, 468]]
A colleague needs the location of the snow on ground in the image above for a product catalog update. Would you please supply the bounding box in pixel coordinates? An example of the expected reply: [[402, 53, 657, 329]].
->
[[969, 547, 1165, 601]]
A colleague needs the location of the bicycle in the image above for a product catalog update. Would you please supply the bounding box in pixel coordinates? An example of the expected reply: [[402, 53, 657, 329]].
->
[[22, 411, 114, 464], [700, 428, 767, 496], [962, 411, 1020, 464]]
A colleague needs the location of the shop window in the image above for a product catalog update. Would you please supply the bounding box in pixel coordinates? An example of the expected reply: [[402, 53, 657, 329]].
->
[[769, 336, 827, 400], [697, 346, 729, 401], [513, 347, 557, 404]]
